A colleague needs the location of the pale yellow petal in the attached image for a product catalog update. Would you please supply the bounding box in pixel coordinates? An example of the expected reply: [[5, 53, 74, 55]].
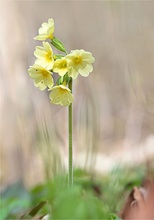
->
[[68, 67, 79, 79], [49, 85, 74, 106], [34, 18, 54, 41], [78, 64, 93, 77], [34, 34, 49, 41], [28, 64, 54, 91]]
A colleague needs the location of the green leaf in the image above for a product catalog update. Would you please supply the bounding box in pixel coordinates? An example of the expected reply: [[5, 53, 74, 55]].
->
[[51, 37, 67, 53], [28, 201, 47, 217], [20, 201, 47, 218], [110, 213, 121, 220]]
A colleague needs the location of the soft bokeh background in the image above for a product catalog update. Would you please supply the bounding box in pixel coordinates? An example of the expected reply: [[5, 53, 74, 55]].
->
[[1, 1, 154, 187]]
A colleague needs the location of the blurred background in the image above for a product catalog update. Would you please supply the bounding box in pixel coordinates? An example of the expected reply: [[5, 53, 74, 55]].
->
[[1, 1, 154, 188]]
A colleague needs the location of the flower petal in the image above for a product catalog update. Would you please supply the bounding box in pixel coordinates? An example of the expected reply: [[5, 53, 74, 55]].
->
[[34, 42, 54, 69], [28, 64, 54, 90], [49, 85, 74, 106], [66, 49, 95, 79], [34, 18, 54, 41]]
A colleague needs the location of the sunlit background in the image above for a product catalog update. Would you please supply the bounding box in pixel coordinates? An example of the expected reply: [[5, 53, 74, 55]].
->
[[1, 1, 154, 188]]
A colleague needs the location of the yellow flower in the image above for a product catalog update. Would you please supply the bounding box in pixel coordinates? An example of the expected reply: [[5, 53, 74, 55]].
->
[[28, 64, 54, 90], [53, 57, 68, 76], [34, 18, 54, 41], [34, 42, 54, 70], [49, 85, 74, 106], [66, 49, 95, 79]]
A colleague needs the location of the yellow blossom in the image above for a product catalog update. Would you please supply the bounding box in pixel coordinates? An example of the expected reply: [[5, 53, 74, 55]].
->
[[53, 57, 68, 76], [66, 49, 95, 79], [34, 18, 54, 41], [49, 85, 74, 106], [28, 64, 54, 90], [34, 42, 54, 70]]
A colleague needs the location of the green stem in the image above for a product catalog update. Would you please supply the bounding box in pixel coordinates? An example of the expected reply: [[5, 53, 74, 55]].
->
[[68, 78, 73, 187]]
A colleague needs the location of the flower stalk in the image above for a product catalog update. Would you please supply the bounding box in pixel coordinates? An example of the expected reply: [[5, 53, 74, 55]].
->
[[68, 78, 73, 187]]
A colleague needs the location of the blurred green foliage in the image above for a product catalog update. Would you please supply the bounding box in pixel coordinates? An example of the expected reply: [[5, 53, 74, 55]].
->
[[0, 166, 146, 219]]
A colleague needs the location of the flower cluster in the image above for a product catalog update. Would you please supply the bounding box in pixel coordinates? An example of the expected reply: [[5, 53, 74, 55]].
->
[[28, 18, 95, 106]]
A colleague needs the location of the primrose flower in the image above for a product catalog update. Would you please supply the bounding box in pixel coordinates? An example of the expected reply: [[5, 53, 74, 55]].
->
[[34, 42, 54, 70], [28, 64, 54, 90], [34, 18, 54, 41], [66, 49, 95, 79], [53, 57, 68, 76], [49, 85, 74, 106]]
